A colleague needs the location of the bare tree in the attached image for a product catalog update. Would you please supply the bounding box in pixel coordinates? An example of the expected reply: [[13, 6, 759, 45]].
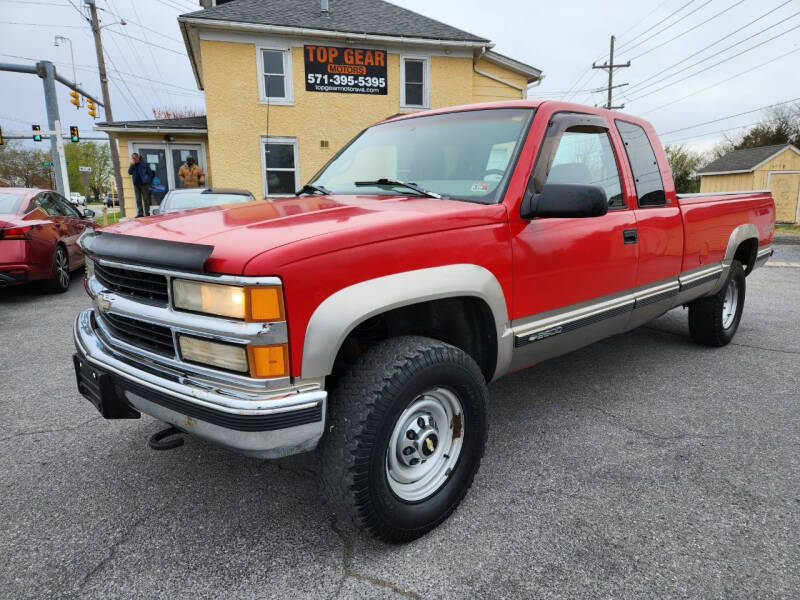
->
[[0, 142, 53, 188], [151, 106, 204, 120]]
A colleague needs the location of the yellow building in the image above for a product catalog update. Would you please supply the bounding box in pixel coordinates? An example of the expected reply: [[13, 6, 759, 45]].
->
[[698, 144, 800, 223], [98, 0, 542, 215]]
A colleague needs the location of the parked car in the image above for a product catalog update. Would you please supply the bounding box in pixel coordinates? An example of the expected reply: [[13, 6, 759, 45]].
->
[[73, 100, 775, 542], [149, 188, 255, 215], [1, 188, 96, 292], [69, 192, 86, 207], [103, 192, 119, 208]]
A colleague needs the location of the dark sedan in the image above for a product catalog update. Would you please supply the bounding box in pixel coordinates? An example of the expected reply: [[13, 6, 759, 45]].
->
[[0, 188, 96, 292]]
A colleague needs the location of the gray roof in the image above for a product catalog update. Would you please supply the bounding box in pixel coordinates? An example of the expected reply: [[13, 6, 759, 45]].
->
[[182, 0, 489, 43], [95, 116, 207, 130], [697, 144, 796, 174]]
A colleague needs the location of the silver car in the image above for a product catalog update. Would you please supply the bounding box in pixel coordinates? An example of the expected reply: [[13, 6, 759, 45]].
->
[[150, 188, 256, 215]]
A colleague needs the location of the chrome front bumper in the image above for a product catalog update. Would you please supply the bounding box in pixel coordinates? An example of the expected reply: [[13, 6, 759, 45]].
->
[[73, 309, 327, 458]]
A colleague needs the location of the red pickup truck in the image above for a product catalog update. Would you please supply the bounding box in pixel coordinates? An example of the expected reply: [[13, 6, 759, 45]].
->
[[73, 100, 774, 542]]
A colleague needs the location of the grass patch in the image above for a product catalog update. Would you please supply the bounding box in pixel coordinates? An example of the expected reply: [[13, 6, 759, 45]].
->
[[93, 212, 120, 226], [775, 224, 800, 235]]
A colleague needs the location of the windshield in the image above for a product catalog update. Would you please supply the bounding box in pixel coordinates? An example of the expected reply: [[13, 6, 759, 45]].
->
[[0, 192, 25, 214], [164, 192, 253, 211], [311, 108, 534, 203]]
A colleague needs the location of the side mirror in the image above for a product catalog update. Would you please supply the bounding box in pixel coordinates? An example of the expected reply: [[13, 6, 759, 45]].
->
[[149, 207, 161, 215], [83, 209, 95, 218], [522, 183, 609, 219]]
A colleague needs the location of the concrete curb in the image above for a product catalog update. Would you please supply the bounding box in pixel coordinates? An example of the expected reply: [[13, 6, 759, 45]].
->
[[774, 234, 800, 245]]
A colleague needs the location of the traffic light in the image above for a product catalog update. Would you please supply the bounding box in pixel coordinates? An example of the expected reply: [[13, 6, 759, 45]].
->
[[87, 99, 97, 119], [32, 125, 42, 142], [70, 126, 79, 143], [69, 90, 81, 108]]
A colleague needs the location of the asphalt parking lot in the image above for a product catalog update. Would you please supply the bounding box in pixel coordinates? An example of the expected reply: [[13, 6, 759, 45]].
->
[[1, 245, 798, 600]]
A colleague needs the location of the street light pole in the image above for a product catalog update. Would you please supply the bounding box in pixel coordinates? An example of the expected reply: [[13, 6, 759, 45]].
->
[[85, 0, 126, 217], [54, 36, 78, 98]]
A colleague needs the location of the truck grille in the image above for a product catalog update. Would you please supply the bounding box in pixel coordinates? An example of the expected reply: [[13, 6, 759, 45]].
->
[[100, 312, 176, 356], [94, 262, 169, 303]]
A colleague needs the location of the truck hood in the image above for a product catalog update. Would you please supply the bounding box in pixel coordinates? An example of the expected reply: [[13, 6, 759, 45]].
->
[[106, 195, 506, 274]]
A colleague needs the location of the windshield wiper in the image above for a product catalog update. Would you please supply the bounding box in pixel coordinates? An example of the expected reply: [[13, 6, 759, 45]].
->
[[354, 178, 442, 199], [295, 183, 331, 196]]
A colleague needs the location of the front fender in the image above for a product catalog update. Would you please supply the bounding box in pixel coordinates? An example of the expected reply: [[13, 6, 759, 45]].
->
[[301, 264, 512, 382]]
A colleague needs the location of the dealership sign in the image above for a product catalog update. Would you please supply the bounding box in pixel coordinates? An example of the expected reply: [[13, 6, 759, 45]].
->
[[304, 45, 387, 95]]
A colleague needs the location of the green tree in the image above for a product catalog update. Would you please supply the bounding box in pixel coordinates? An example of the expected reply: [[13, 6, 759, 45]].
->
[[665, 144, 703, 193], [0, 142, 53, 188], [64, 141, 112, 201]]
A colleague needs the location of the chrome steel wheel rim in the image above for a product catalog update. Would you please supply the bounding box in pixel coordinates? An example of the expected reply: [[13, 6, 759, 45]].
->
[[386, 387, 464, 502], [722, 277, 739, 329], [56, 249, 70, 289]]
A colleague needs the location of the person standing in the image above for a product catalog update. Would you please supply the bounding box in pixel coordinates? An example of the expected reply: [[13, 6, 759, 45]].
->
[[128, 153, 153, 217], [178, 156, 205, 188]]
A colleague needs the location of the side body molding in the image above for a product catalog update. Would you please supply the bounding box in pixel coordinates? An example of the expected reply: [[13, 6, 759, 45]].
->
[[301, 264, 512, 382]]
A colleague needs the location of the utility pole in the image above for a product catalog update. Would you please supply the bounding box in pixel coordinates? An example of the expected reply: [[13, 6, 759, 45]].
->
[[38, 61, 70, 197], [592, 35, 631, 110], [86, 0, 126, 217]]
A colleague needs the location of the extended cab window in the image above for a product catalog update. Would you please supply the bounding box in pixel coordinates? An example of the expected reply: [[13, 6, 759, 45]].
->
[[546, 130, 624, 208], [615, 120, 666, 206]]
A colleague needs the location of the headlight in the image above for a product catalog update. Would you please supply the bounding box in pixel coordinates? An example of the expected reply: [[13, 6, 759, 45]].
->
[[172, 279, 283, 321], [178, 335, 248, 373], [178, 335, 289, 378]]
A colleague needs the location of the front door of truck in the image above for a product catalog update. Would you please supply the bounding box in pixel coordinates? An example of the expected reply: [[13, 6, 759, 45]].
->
[[508, 111, 638, 371]]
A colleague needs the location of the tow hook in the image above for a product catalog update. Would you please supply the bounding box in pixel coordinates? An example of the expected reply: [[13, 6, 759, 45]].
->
[[148, 425, 185, 451]]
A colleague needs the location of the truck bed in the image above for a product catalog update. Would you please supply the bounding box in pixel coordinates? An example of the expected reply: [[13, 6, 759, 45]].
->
[[677, 190, 775, 273]]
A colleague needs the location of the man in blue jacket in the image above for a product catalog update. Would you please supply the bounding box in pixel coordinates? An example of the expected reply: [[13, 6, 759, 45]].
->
[[128, 153, 153, 217]]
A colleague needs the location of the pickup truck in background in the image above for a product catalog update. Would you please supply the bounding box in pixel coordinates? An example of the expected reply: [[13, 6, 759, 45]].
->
[[72, 100, 774, 542]]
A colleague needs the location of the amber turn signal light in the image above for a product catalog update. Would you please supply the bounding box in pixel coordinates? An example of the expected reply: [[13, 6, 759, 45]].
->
[[248, 344, 289, 378], [246, 286, 284, 322]]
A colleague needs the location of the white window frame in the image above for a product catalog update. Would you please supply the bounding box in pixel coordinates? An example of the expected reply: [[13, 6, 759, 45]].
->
[[400, 55, 430, 110], [260, 136, 299, 198], [256, 46, 294, 105]]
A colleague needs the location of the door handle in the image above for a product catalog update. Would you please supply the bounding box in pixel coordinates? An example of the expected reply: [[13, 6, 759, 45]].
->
[[623, 228, 638, 244]]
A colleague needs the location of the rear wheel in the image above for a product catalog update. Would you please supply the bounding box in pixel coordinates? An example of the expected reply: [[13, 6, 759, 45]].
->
[[317, 336, 488, 543], [44, 245, 71, 294], [688, 260, 745, 346]]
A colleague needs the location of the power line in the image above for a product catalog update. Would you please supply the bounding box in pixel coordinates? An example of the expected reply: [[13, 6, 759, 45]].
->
[[666, 120, 762, 143], [660, 97, 800, 136], [615, 0, 697, 52], [627, 0, 747, 61], [0, 21, 85, 28], [617, 0, 715, 57], [625, 0, 795, 94], [104, 28, 186, 56], [643, 45, 800, 114], [102, 48, 148, 118], [628, 19, 800, 102]]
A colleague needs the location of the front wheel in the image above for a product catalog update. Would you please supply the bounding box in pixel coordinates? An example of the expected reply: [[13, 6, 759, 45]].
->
[[688, 260, 746, 346], [317, 336, 488, 543]]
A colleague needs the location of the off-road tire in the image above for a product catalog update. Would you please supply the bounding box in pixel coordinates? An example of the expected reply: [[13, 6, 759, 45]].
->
[[43, 245, 71, 294], [688, 259, 745, 346], [317, 336, 488, 543]]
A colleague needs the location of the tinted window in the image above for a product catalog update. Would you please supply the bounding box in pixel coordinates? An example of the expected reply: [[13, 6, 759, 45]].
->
[[615, 120, 665, 206], [547, 130, 625, 208], [0, 192, 25, 214], [54, 194, 81, 217], [32, 193, 62, 217]]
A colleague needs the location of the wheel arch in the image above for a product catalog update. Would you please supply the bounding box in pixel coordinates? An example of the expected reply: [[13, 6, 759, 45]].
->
[[301, 264, 511, 383]]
